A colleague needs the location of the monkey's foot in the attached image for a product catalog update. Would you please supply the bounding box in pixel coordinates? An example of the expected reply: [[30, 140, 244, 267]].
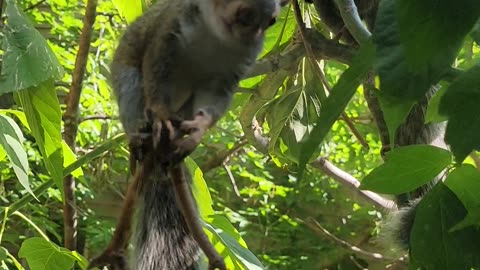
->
[[171, 113, 213, 163], [87, 250, 129, 270]]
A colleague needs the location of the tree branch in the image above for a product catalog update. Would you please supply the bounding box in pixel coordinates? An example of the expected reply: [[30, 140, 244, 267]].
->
[[334, 0, 371, 43], [303, 217, 406, 264], [62, 0, 98, 251], [311, 157, 397, 210]]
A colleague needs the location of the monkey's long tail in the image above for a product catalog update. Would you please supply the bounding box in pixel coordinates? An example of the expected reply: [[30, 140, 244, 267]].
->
[[133, 165, 200, 270]]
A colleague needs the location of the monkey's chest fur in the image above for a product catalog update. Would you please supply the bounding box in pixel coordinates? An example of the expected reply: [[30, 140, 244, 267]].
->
[[165, 18, 262, 118]]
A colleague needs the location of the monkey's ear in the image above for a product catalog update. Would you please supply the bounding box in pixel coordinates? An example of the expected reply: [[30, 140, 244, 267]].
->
[[279, 0, 290, 6]]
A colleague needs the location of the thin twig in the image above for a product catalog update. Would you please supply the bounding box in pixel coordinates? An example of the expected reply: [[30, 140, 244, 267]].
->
[[80, 115, 112, 123], [223, 164, 241, 198], [303, 217, 406, 263], [23, 0, 47, 12], [311, 157, 397, 210]]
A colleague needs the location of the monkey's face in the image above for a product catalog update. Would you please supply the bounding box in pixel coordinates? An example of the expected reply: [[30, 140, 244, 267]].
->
[[211, 0, 290, 45]]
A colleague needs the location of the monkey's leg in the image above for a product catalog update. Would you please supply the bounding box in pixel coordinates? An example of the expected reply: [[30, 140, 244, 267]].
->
[[170, 166, 226, 270], [88, 155, 154, 270]]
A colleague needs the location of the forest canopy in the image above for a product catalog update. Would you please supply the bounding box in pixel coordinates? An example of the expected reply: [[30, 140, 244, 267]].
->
[[1, 0, 480, 269]]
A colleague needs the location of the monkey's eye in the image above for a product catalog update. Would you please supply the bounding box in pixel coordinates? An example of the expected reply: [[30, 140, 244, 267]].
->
[[236, 7, 255, 27], [268, 17, 276, 27]]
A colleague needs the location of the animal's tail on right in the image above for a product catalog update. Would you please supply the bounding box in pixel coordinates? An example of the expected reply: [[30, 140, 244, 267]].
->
[[133, 164, 201, 270]]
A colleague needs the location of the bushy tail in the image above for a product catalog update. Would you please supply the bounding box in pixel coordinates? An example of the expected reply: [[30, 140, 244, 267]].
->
[[133, 165, 200, 270], [383, 86, 447, 250]]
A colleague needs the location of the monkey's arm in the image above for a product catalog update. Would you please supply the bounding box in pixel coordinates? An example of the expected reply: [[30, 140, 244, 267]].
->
[[175, 82, 235, 159], [141, 21, 182, 121], [170, 166, 226, 270]]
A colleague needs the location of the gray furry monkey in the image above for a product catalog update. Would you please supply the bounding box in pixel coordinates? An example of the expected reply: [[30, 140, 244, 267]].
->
[[88, 0, 290, 269]]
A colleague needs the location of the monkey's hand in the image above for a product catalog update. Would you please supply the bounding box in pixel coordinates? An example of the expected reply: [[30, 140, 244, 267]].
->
[[172, 112, 213, 163]]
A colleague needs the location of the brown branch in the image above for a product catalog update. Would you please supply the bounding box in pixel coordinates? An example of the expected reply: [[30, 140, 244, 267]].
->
[[311, 157, 397, 210], [62, 0, 98, 251], [200, 139, 248, 173], [303, 217, 405, 263], [79, 115, 112, 123]]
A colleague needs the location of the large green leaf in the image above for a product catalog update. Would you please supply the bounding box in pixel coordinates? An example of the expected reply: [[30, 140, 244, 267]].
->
[[111, 0, 144, 23], [18, 238, 87, 270], [374, 0, 480, 102], [410, 183, 480, 269], [360, 145, 451, 195], [444, 164, 480, 230], [16, 80, 63, 194], [187, 158, 264, 269], [0, 0, 64, 94], [439, 65, 480, 162], [203, 216, 264, 270], [298, 42, 375, 176], [0, 114, 33, 197]]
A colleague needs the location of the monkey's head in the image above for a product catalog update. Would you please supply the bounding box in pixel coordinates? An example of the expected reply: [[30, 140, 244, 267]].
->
[[202, 0, 290, 45]]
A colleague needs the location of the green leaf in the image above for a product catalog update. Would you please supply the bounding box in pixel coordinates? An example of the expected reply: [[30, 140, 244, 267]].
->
[[266, 62, 322, 164], [0, 114, 34, 197], [298, 41, 375, 177], [111, 0, 144, 23], [187, 159, 262, 269], [186, 157, 215, 217], [374, 0, 480, 102], [377, 93, 414, 145], [410, 183, 480, 269], [472, 18, 480, 45], [0, 0, 64, 94], [361, 145, 451, 195], [439, 65, 480, 162], [18, 238, 78, 270], [62, 142, 84, 178], [16, 80, 64, 194], [425, 85, 448, 123], [444, 164, 480, 230], [203, 216, 264, 270]]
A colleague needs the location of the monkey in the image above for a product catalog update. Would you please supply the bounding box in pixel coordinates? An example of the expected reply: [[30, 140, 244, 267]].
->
[[88, 0, 290, 269]]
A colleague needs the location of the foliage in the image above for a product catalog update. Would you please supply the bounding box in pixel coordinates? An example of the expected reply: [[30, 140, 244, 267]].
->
[[0, 0, 480, 269]]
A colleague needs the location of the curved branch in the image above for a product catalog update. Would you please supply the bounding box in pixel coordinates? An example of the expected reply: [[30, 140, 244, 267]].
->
[[303, 217, 406, 264], [334, 0, 372, 43], [311, 157, 397, 211]]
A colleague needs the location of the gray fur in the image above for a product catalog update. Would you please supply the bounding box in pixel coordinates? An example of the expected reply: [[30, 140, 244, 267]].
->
[[109, 0, 283, 268], [133, 166, 201, 270], [385, 86, 448, 250]]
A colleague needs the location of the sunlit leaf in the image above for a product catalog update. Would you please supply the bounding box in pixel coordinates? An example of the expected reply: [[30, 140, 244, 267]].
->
[[0, 0, 64, 93], [17, 80, 63, 194], [18, 238, 84, 270], [111, 0, 144, 23], [0, 114, 33, 197]]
